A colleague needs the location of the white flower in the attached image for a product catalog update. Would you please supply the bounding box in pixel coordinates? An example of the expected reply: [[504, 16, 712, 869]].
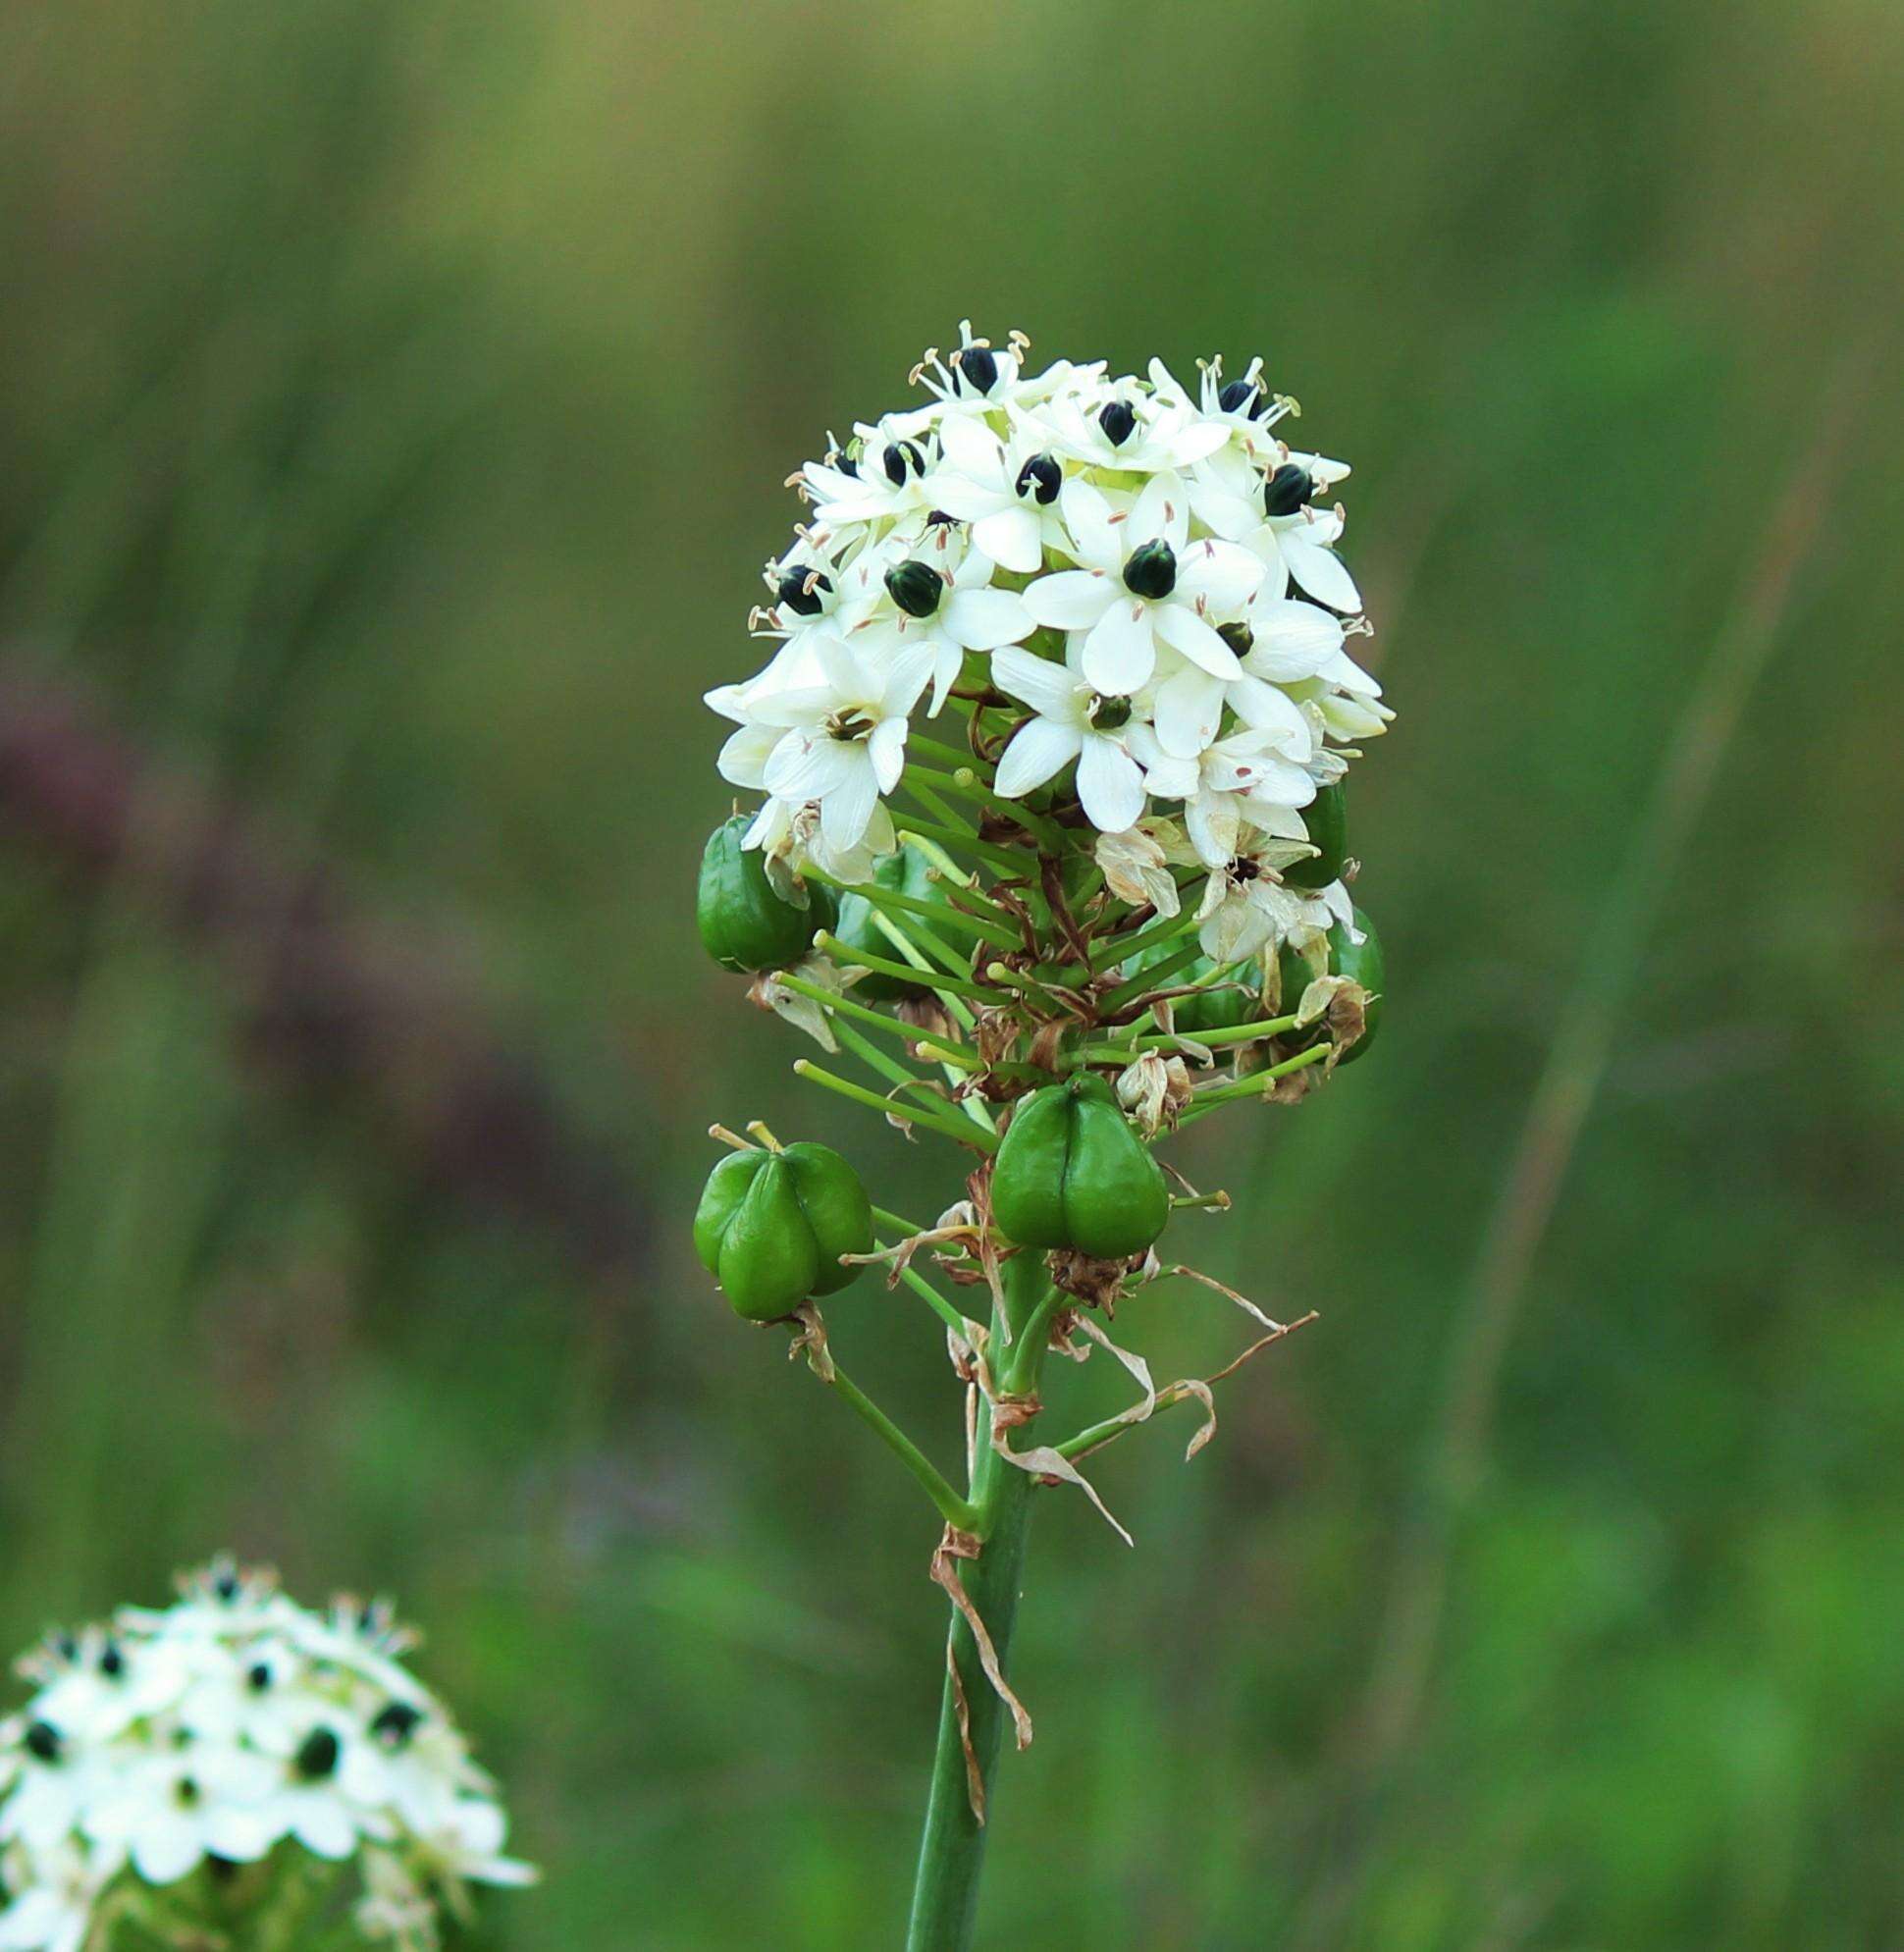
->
[[1194, 834, 1334, 962], [1244, 498, 1363, 614], [919, 412, 1070, 573], [799, 410, 942, 528], [0, 1840, 113, 1952], [754, 635, 934, 852], [1024, 476, 1261, 699], [0, 1561, 532, 1951], [1032, 382, 1231, 475], [990, 646, 1144, 833], [1130, 722, 1317, 868], [80, 1744, 280, 1883], [857, 527, 1033, 711]]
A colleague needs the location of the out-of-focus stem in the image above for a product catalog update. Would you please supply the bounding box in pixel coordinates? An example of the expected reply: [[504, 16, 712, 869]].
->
[[907, 1252, 1053, 1952]]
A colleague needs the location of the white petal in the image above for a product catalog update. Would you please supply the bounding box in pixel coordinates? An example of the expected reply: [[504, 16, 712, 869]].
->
[[1081, 603, 1157, 695], [1076, 735, 1146, 832], [1057, 476, 1120, 566], [943, 586, 1032, 651], [820, 756, 878, 852], [1128, 472, 1188, 550], [992, 645, 1085, 720], [1024, 568, 1113, 631], [1186, 790, 1240, 868], [764, 732, 852, 801], [1279, 529, 1362, 612], [880, 641, 937, 714], [994, 717, 1084, 798], [971, 504, 1044, 574], [1243, 599, 1345, 680], [1227, 676, 1314, 756], [937, 411, 1004, 480], [1179, 538, 1268, 613], [927, 475, 1005, 521], [869, 714, 909, 792], [1152, 602, 1241, 679], [1152, 666, 1226, 759], [715, 722, 779, 789], [814, 630, 869, 699]]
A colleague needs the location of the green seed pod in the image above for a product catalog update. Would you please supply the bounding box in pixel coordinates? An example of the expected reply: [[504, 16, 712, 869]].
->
[[693, 1142, 873, 1322], [1283, 782, 1348, 890], [832, 845, 943, 1002], [990, 1074, 1170, 1259], [696, 816, 838, 975], [1277, 904, 1385, 1064], [1121, 941, 1260, 1036]]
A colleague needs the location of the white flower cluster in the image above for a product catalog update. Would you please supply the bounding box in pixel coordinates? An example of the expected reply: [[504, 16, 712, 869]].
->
[[707, 323, 1393, 959], [0, 1559, 534, 1952]]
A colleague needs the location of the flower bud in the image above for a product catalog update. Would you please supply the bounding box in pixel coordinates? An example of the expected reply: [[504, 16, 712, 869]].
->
[[1264, 462, 1314, 517], [1122, 538, 1178, 601], [884, 559, 944, 618]]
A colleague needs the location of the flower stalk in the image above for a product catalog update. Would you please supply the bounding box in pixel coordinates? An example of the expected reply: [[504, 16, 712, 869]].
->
[[693, 323, 1400, 1947]]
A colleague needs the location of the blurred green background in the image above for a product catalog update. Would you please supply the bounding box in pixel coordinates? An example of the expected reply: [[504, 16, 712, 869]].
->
[[3, 1, 1902, 1945]]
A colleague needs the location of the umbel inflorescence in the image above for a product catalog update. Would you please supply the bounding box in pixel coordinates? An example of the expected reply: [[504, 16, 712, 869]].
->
[[696, 326, 1397, 1944], [0, 1557, 534, 1952]]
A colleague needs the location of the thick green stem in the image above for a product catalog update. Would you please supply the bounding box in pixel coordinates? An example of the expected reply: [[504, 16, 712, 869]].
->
[[907, 1253, 1051, 1951]]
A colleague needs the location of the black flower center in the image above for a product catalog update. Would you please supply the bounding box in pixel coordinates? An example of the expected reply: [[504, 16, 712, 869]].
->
[[1264, 463, 1314, 517], [952, 345, 998, 396], [1097, 399, 1137, 448], [1219, 378, 1268, 419], [371, 1702, 425, 1750], [882, 440, 926, 486], [1122, 539, 1178, 601], [247, 1662, 273, 1693], [775, 568, 831, 616], [885, 560, 944, 619], [294, 1728, 341, 1781], [824, 709, 876, 743], [25, 1721, 62, 1765], [1091, 696, 1133, 731], [1014, 452, 1061, 505]]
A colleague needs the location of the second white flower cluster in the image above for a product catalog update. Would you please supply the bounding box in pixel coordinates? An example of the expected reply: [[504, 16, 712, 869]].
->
[[706, 324, 1392, 955], [0, 1559, 533, 1952]]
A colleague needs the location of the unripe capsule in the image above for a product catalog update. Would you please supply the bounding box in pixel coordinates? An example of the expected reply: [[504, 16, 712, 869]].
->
[[1283, 782, 1348, 890], [990, 1074, 1170, 1259], [1121, 942, 1260, 1036], [696, 816, 838, 974], [693, 1142, 873, 1321]]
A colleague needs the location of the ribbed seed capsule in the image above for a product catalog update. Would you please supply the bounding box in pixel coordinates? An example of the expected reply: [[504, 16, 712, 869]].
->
[[696, 816, 837, 973], [693, 1142, 873, 1320], [989, 1074, 1170, 1259]]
